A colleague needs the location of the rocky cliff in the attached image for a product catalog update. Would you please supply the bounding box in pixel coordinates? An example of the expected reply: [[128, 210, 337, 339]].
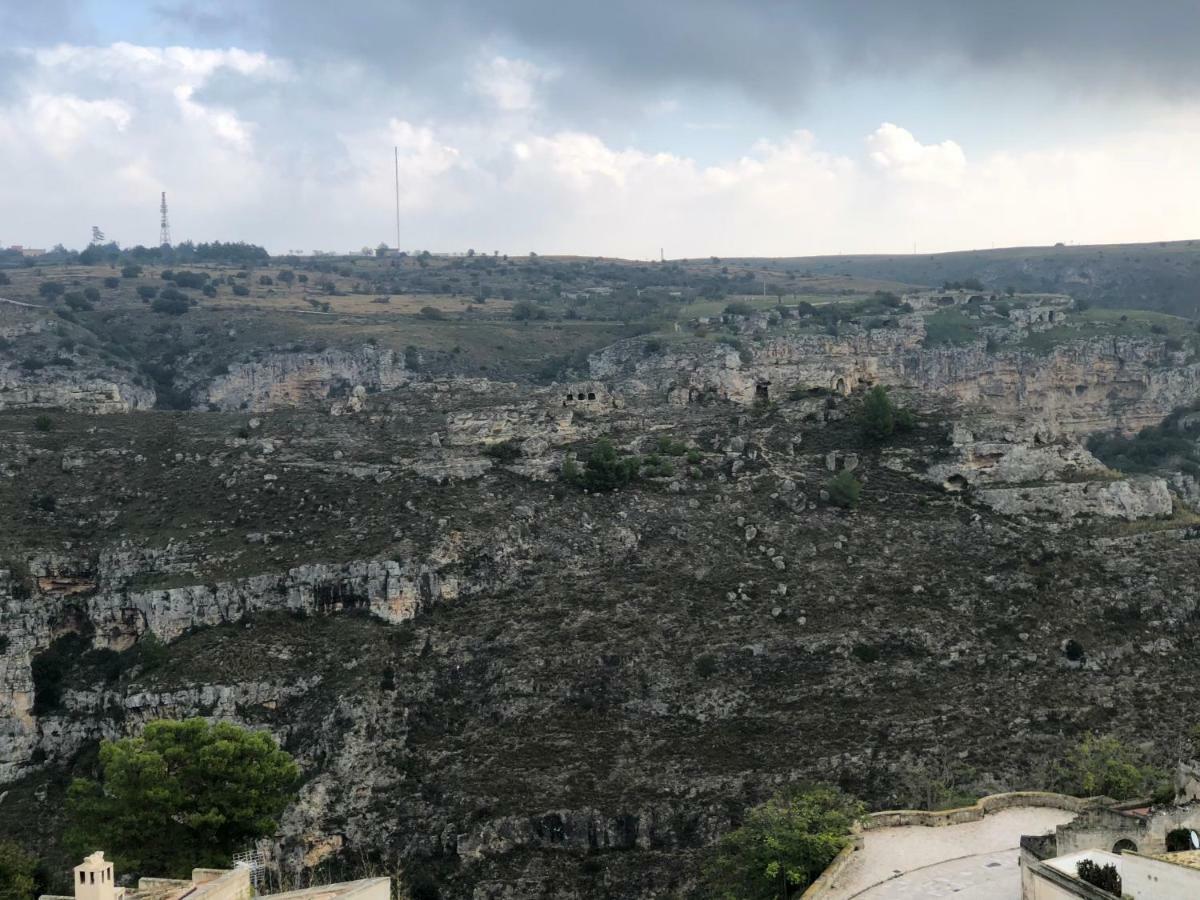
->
[[202, 347, 415, 412], [591, 320, 1200, 435]]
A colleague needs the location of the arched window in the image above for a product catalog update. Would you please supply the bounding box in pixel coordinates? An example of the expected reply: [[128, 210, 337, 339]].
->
[[1112, 839, 1138, 854]]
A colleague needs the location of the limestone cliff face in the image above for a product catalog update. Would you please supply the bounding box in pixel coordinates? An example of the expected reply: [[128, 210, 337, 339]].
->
[[0, 557, 456, 781], [0, 364, 154, 413], [203, 347, 414, 412], [591, 324, 1200, 435]]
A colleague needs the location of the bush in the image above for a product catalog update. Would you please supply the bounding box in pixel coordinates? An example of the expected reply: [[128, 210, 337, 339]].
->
[[0, 272, 9, 286], [724, 301, 754, 316], [563, 439, 640, 492], [826, 472, 861, 509], [1057, 733, 1167, 800], [103, 276, 120, 289], [1076, 859, 1121, 895], [512, 300, 547, 321], [859, 386, 916, 441], [0, 840, 37, 900], [695, 653, 718, 678], [136, 285, 158, 301], [419, 305, 445, 320], [152, 295, 190, 315], [63, 292, 92, 311], [38, 281, 64, 299], [703, 786, 864, 899], [83, 286, 101, 303], [258, 275, 274, 286], [66, 719, 299, 877], [232, 283, 250, 297], [171, 271, 208, 289], [121, 265, 142, 278], [33, 415, 53, 433]]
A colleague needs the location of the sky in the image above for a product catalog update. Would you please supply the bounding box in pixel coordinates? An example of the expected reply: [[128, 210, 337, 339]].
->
[[1, 0, 1200, 257]]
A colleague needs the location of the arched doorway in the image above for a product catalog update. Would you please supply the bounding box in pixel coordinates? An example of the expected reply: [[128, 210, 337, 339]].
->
[[1112, 839, 1137, 854]]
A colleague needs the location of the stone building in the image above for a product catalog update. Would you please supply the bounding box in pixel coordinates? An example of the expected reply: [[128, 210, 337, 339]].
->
[[1020, 799, 1200, 898], [39, 852, 389, 900]]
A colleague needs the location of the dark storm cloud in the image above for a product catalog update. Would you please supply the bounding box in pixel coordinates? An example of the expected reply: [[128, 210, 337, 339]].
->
[[152, 0, 1200, 107]]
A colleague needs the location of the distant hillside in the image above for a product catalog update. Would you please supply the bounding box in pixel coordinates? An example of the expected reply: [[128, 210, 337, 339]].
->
[[725, 240, 1200, 318]]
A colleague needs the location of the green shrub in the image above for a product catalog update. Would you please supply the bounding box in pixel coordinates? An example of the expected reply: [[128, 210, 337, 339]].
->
[[1057, 733, 1167, 800], [103, 277, 120, 289], [1076, 859, 1121, 895], [121, 265, 142, 278], [859, 385, 915, 441], [703, 786, 864, 899], [563, 439, 640, 492], [419, 305, 445, 320], [826, 472, 861, 509], [152, 295, 190, 315], [695, 654, 718, 678], [33, 415, 53, 433], [136, 285, 158, 300], [0, 840, 37, 900], [724, 301, 754, 316], [232, 283, 250, 297]]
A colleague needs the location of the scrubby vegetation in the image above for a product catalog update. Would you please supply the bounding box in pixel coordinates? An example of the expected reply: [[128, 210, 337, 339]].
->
[[703, 786, 863, 899], [826, 471, 861, 508], [1088, 403, 1200, 476], [1055, 733, 1169, 801]]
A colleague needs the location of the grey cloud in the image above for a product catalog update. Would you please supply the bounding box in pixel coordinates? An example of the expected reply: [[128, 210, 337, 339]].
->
[[152, 0, 1200, 110]]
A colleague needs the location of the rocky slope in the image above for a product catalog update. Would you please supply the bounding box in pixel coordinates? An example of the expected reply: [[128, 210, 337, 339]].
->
[[1, 369, 1199, 898], [1, 291, 1199, 898]]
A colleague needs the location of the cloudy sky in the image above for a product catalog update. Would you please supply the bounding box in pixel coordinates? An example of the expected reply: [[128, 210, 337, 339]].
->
[[2, 1, 1199, 257]]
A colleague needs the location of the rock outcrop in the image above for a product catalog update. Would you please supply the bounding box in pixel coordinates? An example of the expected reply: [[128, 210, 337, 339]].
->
[[592, 324, 1200, 435], [203, 347, 414, 412]]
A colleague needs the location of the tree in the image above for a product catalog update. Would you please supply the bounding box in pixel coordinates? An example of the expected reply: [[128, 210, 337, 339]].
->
[[67, 719, 299, 878], [860, 385, 915, 442], [0, 840, 36, 900], [703, 786, 864, 899], [1058, 733, 1167, 801], [1076, 859, 1121, 895]]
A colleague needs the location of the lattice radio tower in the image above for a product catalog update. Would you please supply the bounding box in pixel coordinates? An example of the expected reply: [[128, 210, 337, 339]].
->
[[158, 191, 172, 247]]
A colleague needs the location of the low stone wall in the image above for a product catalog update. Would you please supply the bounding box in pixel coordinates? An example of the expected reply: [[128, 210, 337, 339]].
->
[[799, 792, 1096, 899], [863, 791, 1096, 831]]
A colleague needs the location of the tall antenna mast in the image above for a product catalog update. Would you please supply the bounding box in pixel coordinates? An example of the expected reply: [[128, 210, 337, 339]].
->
[[159, 192, 171, 247], [393, 147, 401, 252]]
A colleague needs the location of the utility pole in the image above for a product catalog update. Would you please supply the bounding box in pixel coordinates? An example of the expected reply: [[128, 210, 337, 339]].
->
[[394, 147, 401, 253]]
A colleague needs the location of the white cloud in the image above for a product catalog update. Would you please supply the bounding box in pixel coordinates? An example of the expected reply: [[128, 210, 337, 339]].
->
[[28, 93, 131, 154], [867, 122, 966, 186], [2, 41, 1200, 257], [470, 55, 548, 112]]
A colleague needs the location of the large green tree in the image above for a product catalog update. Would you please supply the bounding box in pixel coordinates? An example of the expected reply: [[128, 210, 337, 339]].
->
[[67, 719, 299, 877], [0, 841, 37, 900], [704, 786, 864, 899]]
